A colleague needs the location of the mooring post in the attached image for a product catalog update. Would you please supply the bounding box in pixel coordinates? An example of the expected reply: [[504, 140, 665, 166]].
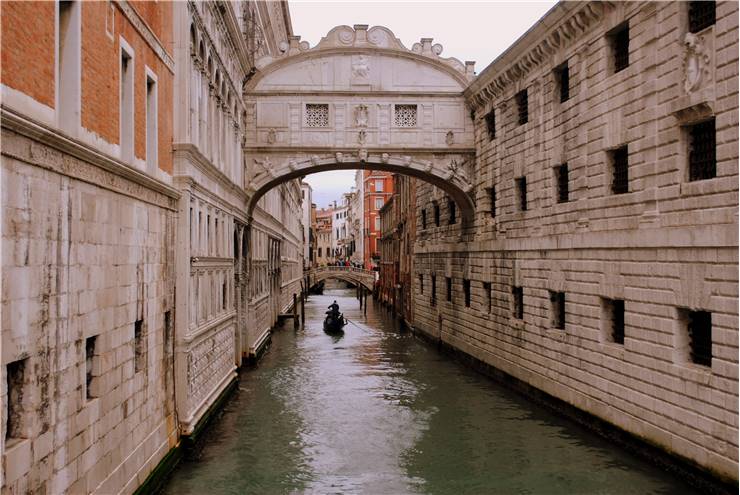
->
[[293, 293, 298, 329], [364, 287, 368, 315], [301, 294, 305, 325]]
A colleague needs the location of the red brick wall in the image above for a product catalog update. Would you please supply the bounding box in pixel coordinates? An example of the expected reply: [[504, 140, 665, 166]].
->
[[81, 1, 173, 173], [0, 1, 56, 108]]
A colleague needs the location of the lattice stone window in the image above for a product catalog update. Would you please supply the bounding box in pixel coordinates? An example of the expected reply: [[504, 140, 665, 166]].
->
[[306, 104, 329, 127], [394, 104, 417, 127]]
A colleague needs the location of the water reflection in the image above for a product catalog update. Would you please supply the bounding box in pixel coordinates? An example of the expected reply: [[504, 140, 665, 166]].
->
[[163, 287, 699, 495]]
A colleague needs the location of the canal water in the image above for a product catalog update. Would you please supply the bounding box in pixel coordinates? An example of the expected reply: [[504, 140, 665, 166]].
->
[[163, 287, 699, 494]]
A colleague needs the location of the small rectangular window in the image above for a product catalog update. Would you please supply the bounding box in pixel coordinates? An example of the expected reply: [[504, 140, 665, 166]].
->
[[688, 118, 716, 181], [463, 279, 471, 308], [431, 275, 437, 306], [512, 286, 524, 319], [604, 299, 625, 344], [375, 197, 384, 210], [421, 209, 427, 229], [688, 1, 716, 33], [222, 282, 227, 310], [145, 75, 158, 172], [394, 104, 417, 127], [689, 310, 712, 366], [550, 291, 566, 330], [448, 198, 456, 225], [516, 177, 527, 211], [419, 274, 424, 294], [446, 277, 452, 302], [556, 61, 569, 103], [556, 163, 569, 203], [306, 104, 329, 127], [120, 47, 134, 161], [611, 146, 629, 194], [6, 359, 28, 442], [134, 319, 145, 373], [433, 202, 440, 226], [487, 186, 496, 217], [86, 335, 98, 400], [610, 23, 629, 73], [375, 180, 384, 192], [515, 89, 528, 125], [483, 282, 492, 313], [485, 109, 496, 140]]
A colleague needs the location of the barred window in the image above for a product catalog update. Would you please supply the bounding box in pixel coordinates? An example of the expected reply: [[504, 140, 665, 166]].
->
[[556, 61, 569, 103], [611, 146, 629, 194], [421, 209, 427, 229], [556, 163, 569, 203], [689, 310, 712, 366], [512, 286, 524, 319], [433, 202, 440, 226], [516, 89, 528, 125], [550, 291, 566, 330], [688, 119, 716, 181], [448, 198, 456, 225], [394, 104, 417, 127], [446, 277, 452, 302], [419, 274, 424, 295], [483, 282, 492, 313], [610, 23, 629, 73], [306, 104, 329, 127], [516, 176, 527, 211], [463, 279, 471, 308], [487, 186, 496, 217], [485, 109, 496, 140], [689, 1, 716, 33], [431, 275, 437, 306]]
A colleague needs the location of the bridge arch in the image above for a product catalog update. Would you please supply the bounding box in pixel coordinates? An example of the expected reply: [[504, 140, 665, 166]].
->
[[242, 24, 478, 226], [308, 267, 376, 292]]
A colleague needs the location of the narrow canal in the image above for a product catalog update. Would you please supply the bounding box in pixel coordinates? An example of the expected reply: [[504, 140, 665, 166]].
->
[[164, 286, 699, 494]]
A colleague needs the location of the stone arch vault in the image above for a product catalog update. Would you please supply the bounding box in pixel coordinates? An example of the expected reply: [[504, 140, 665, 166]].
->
[[242, 23, 478, 225]]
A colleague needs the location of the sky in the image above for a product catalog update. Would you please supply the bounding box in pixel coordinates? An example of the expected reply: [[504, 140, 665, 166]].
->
[[290, 0, 558, 208]]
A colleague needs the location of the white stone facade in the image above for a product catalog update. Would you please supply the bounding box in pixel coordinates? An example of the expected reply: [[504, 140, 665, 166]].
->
[[414, 1, 738, 481]]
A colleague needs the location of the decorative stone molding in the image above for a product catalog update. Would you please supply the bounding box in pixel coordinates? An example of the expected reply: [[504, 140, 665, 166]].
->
[[116, 0, 175, 73], [465, 2, 612, 110]]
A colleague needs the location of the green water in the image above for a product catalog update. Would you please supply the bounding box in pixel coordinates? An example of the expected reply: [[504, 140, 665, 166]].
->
[[163, 288, 699, 494]]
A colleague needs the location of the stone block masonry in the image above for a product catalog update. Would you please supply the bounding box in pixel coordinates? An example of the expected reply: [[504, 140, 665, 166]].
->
[[414, 0, 739, 483]]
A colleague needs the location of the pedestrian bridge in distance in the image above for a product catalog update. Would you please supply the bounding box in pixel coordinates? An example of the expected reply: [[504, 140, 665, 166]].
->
[[307, 266, 377, 291]]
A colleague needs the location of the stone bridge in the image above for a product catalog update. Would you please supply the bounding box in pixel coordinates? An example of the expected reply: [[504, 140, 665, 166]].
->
[[307, 266, 377, 291]]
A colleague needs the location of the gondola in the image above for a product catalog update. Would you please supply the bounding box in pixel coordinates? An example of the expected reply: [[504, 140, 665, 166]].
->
[[323, 312, 347, 334]]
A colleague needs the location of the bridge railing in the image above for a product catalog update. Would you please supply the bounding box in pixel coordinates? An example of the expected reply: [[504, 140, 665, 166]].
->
[[306, 265, 377, 280]]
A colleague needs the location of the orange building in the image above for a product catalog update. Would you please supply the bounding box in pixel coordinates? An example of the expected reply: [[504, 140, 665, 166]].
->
[[363, 170, 394, 269]]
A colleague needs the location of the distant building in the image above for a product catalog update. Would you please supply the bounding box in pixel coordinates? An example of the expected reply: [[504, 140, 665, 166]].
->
[[301, 182, 313, 269], [363, 170, 394, 269]]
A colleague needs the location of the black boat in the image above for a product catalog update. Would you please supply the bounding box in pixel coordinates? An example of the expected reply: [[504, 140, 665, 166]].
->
[[323, 313, 347, 333]]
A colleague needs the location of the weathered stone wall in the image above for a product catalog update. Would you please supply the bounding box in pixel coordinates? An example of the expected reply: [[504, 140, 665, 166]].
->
[[414, 1, 738, 480], [1, 128, 178, 494]]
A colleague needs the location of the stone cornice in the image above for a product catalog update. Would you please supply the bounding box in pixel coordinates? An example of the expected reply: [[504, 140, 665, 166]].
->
[[1, 106, 179, 208], [116, 0, 175, 73], [173, 143, 248, 204], [464, 1, 612, 111]]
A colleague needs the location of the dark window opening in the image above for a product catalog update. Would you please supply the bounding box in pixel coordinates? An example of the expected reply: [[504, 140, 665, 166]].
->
[[512, 286, 524, 319], [611, 23, 630, 73], [557, 163, 569, 203], [134, 319, 145, 373], [516, 177, 527, 211], [551, 291, 566, 330], [446, 277, 452, 302], [164, 311, 173, 357], [487, 186, 496, 217], [448, 199, 457, 225], [6, 359, 27, 441], [483, 282, 492, 313], [433, 202, 440, 227], [463, 279, 471, 308], [86, 336, 97, 400], [608, 299, 625, 344], [419, 274, 424, 295], [516, 89, 528, 125], [556, 61, 569, 103], [485, 109, 496, 140], [611, 145, 629, 194], [688, 118, 716, 181], [689, 310, 712, 366], [421, 209, 427, 229], [689, 1, 716, 33], [431, 275, 437, 307], [222, 282, 227, 310]]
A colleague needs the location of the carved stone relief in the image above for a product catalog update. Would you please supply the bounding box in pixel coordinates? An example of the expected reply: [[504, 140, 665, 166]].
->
[[354, 104, 368, 127], [683, 32, 712, 94]]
